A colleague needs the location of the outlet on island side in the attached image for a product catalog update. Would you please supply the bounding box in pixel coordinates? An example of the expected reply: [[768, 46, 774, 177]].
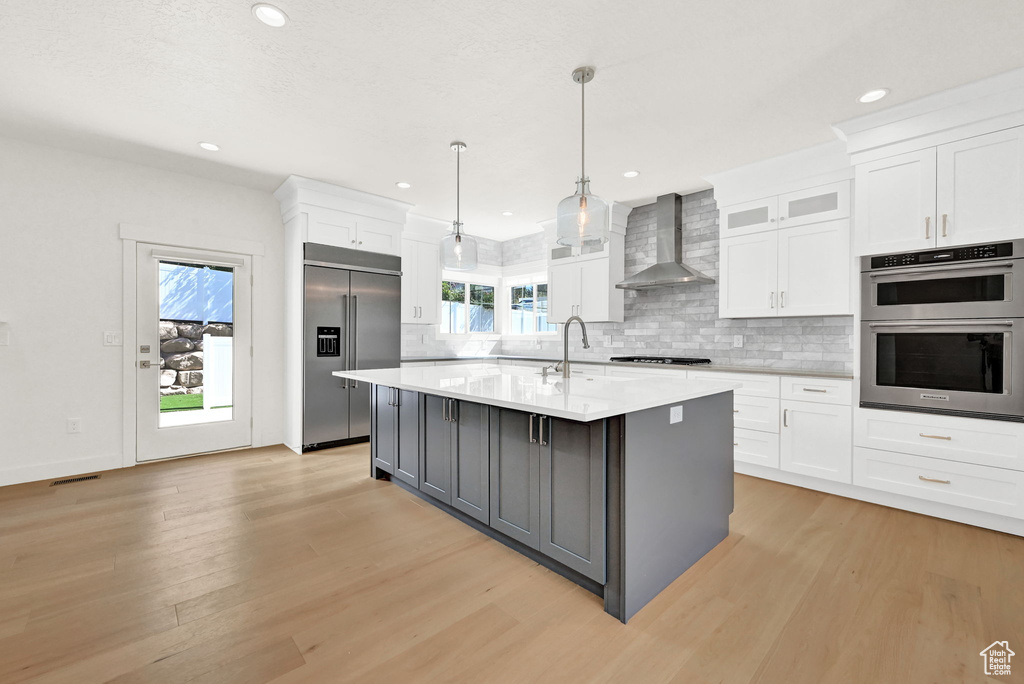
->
[[733, 335, 743, 348], [67, 418, 82, 434]]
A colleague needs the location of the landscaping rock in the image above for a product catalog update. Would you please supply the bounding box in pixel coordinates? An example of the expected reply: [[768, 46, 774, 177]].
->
[[159, 357, 165, 369], [160, 370, 177, 387], [192, 338, 203, 351], [159, 387, 187, 396], [159, 321, 177, 340], [177, 323, 205, 340], [177, 370, 204, 388], [203, 323, 232, 337], [160, 337, 194, 353], [164, 351, 203, 371], [185, 387, 204, 395]]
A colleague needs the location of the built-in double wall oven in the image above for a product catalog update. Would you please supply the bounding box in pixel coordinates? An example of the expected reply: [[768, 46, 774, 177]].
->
[[860, 239, 1024, 422]]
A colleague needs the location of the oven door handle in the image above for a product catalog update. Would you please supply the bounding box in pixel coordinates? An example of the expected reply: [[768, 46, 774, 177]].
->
[[868, 320, 1014, 328], [867, 261, 1014, 278]]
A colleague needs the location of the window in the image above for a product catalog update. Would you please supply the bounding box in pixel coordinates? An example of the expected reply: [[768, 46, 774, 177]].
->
[[509, 282, 557, 334], [441, 280, 494, 334]]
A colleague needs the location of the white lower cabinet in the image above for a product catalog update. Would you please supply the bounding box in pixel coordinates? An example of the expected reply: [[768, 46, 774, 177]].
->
[[853, 447, 1024, 519], [733, 396, 779, 432], [733, 428, 780, 468], [780, 400, 853, 483]]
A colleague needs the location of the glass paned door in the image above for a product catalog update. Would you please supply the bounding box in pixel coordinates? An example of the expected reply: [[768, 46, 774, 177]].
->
[[136, 243, 251, 462]]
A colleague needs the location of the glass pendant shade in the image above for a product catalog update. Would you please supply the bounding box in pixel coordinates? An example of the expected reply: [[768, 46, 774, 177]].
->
[[441, 222, 478, 271], [556, 178, 609, 248]]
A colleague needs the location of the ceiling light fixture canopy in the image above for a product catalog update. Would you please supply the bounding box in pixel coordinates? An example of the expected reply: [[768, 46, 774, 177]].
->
[[556, 66, 609, 250], [198, 141, 219, 151], [395, 181, 411, 189], [252, 3, 288, 27], [441, 141, 478, 271]]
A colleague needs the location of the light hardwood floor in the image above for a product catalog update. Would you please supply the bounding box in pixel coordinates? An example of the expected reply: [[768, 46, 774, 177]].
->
[[0, 443, 1021, 683]]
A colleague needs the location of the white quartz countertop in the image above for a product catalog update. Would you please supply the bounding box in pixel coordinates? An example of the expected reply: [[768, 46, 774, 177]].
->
[[333, 364, 739, 422]]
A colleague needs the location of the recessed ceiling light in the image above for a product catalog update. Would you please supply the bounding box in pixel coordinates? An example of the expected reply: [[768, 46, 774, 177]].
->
[[395, 182, 411, 189], [198, 141, 220, 152], [501, 211, 513, 217], [623, 170, 640, 178], [858, 88, 890, 104], [252, 3, 288, 27]]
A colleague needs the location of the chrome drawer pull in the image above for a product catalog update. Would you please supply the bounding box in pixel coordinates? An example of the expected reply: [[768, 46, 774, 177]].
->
[[802, 388, 828, 393], [919, 475, 951, 485], [919, 433, 952, 441]]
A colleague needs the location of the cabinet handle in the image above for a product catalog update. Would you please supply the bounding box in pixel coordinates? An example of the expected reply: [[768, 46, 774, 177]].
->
[[539, 416, 547, 446], [529, 413, 537, 443], [802, 388, 828, 393], [359, 241, 363, 245], [733, 409, 739, 413], [351, 240, 356, 244], [780, 216, 786, 221], [783, 408, 788, 427], [770, 218, 776, 223], [769, 292, 775, 309], [919, 433, 952, 441], [733, 442, 739, 447], [449, 399, 457, 423], [924, 216, 931, 240], [417, 306, 422, 318], [942, 214, 948, 238], [442, 398, 449, 422], [918, 475, 951, 485], [780, 291, 785, 308], [395, 389, 400, 407]]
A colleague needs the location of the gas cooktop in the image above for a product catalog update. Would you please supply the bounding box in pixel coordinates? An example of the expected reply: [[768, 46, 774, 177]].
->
[[609, 356, 712, 366]]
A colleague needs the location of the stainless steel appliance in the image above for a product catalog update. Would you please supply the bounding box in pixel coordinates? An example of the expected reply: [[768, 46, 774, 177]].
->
[[303, 243, 401, 450], [609, 356, 712, 365], [860, 239, 1024, 422]]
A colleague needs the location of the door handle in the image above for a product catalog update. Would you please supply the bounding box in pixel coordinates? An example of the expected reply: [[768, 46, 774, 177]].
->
[[941, 213, 948, 238], [925, 216, 931, 240], [529, 414, 537, 443], [350, 295, 358, 388], [538, 416, 547, 446], [340, 294, 349, 389], [139, 360, 152, 369]]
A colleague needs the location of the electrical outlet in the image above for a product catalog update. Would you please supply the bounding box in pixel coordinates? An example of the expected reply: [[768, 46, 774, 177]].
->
[[67, 418, 82, 434], [733, 335, 744, 348], [670, 406, 683, 424], [103, 331, 123, 346]]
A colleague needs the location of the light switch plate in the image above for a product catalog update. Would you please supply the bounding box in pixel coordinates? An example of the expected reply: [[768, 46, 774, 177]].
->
[[103, 331, 123, 346], [670, 405, 683, 424]]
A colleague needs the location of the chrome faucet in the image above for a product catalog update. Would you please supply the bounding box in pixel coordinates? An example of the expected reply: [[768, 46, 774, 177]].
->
[[562, 315, 590, 378]]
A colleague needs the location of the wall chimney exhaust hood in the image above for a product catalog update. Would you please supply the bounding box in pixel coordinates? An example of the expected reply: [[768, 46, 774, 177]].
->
[[616, 193, 714, 290]]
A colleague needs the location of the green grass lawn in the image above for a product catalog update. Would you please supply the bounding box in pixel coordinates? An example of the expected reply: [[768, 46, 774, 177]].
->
[[159, 394, 234, 412]]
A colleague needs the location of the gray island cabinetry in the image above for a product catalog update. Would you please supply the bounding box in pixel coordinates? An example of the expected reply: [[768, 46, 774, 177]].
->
[[344, 364, 736, 622]]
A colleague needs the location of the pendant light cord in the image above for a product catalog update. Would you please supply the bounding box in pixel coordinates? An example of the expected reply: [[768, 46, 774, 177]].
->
[[456, 145, 461, 232], [580, 74, 585, 181]]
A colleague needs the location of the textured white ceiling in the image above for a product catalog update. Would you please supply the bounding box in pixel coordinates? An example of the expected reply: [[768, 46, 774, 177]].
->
[[2, 0, 1024, 239]]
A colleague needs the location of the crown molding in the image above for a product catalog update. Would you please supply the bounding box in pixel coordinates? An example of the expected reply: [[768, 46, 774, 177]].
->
[[274, 175, 414, 225]]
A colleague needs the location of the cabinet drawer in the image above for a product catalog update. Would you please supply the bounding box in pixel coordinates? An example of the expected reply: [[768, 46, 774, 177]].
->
[[781, 376, 852, 405], [855, 409, 1024, 472], [853, 447, 1024, 519], [733, 396, 780, 433], [733, 428, 780, 468], [687, 371, 780, 398]]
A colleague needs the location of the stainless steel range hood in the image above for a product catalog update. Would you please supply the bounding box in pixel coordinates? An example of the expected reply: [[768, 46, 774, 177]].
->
[[616, 193, 714, 290]]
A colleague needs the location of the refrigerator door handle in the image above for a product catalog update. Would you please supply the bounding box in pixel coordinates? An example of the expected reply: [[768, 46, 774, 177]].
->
[[350, 295, 358, 388], [340, 294, 349, 389]]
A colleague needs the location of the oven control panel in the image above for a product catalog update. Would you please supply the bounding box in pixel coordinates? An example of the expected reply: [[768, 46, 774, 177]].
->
[[869, 241, 1014, 269]]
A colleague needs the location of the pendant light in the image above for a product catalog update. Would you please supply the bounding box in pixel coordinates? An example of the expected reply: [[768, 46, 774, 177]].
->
[[556, 66, 609, 249], [441, 141, 478, 271]]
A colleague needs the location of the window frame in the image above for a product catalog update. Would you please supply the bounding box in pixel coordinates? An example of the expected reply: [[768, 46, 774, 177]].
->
[[502, 272, 558, 338], [437, 271, 500, 339]]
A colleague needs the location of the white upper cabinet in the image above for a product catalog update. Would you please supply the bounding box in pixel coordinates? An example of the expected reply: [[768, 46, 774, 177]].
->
[[778, 181, 851, 229], [719, 231, 779, 318], [720, 219, 851, 318], [548, 256, 623, 323], [936, 127, 1024, 246], [854, 149, 937, 256], [720, 196, 778, 238], [854, 126, 1024, 256], [307, 207, 402, 256], [401, 238, 439, 325], [776, 219, 852, 316]]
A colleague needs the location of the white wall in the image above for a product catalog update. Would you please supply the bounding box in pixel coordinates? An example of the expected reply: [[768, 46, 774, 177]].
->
[[0, 136, 285, 486]]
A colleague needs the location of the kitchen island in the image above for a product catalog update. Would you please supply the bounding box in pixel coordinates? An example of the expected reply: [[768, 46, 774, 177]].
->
[[333, 363, 738, 622]]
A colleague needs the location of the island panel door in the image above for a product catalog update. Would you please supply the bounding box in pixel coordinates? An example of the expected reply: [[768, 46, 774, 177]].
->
[[451, 401, 490, 524], [489, 408, 540, 549], [539, 417, 606, 583], [420, 394, 452, 504], [393, 390, 420, 487], [371, 385, 396, 475]]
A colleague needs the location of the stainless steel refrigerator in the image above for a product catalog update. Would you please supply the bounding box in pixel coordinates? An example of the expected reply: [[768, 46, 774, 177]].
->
[[303, 243, 401, 451]]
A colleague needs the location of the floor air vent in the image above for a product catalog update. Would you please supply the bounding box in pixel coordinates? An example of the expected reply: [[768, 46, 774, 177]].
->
[[50, 475, 100, 486]]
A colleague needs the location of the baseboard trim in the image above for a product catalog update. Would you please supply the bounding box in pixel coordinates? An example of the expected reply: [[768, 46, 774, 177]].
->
[[0, 454, 124, 488], [735, 461, 1024, 537]]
